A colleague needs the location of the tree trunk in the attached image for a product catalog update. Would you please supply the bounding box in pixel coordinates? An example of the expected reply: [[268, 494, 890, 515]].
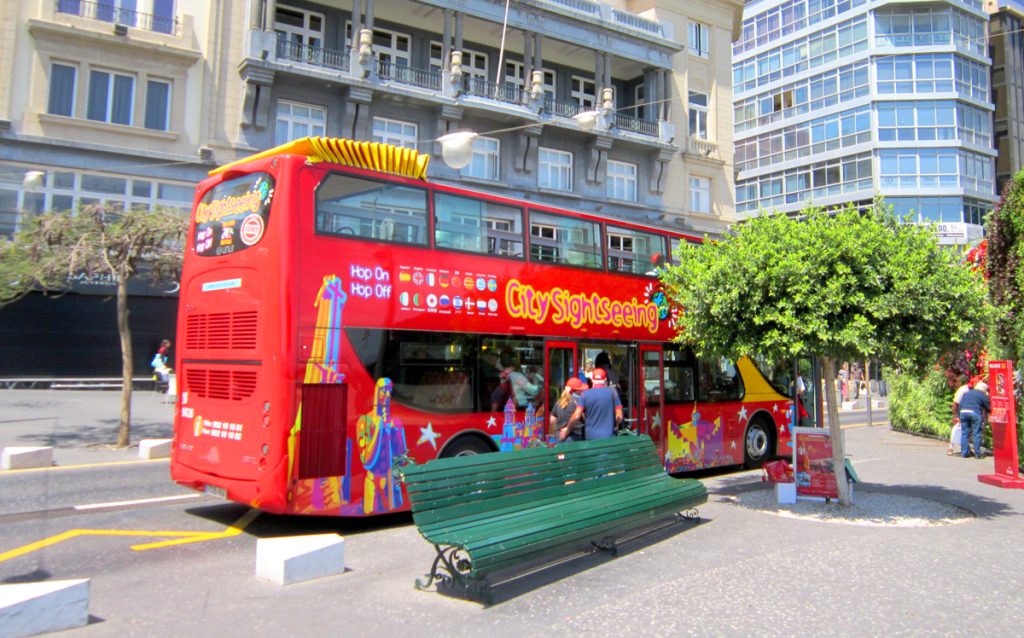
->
[[821, 356, 851, 505], [864, 358, 873, 427], [116, 276, 132, 447]]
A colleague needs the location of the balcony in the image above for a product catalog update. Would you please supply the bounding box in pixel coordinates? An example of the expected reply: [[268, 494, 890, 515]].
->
[[276, 39, 348, 72], [376, 60, 442, 91], [687, 137, 719, 159], [251, 32, 665, 140], [55, 0, 179, 36], [463, 77, 527, 106]]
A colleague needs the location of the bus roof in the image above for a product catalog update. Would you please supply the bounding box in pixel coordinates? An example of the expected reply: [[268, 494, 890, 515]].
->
[[210, 136, 430, 181]]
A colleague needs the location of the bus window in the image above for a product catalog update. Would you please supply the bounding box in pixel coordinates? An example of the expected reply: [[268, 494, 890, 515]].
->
[[606, 226, 666, 276], [697, 356, 744, 402], [316, 173, 428, 244], [528, 211, 601, 269], [434, 193, 523, 257], [194, 172, 273, 257], [345, 328, 473, 413], [662, 345, 696, 403]]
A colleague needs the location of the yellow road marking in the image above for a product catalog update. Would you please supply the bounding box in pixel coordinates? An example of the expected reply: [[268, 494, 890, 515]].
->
[[131, 508, 261, 550], [0, 509, 260, 563]]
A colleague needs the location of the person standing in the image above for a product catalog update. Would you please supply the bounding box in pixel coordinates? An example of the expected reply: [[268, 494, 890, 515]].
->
[[593, 352, 619, 389], [949, 375, 971, 456], [567, 368, 622, 440], [552, 377, 587, 442], [151, 339, 172, 384], [958, 381, 991, 459]]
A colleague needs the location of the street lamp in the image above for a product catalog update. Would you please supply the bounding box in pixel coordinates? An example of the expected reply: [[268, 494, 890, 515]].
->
[[438, 131, 478, 169]]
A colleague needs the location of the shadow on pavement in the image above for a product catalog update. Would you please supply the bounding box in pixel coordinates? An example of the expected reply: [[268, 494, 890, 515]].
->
[[708, 474, 1015, 520], [429, 513, 707, 607]]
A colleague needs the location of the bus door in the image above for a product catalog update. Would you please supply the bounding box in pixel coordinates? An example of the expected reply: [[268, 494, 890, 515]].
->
[[545, 341, 578, 439], [639, 345, 666, 457]]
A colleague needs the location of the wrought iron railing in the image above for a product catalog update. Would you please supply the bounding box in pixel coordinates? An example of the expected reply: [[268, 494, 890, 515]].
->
[[56, 0, 180, 35], [463, 77, 525, 105], [276, 39, 349, 72], [543, 97, 583, 118], [376, 60, 442, 91], [613, 113, 658, 136]]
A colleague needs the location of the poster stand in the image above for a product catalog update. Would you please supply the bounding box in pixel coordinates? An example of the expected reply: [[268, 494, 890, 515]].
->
[[978, 361, 1024, 489], [792, 426, 851, 502]]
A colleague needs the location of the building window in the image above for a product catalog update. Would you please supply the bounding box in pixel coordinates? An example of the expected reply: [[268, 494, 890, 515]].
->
[[275, 100, 325, 145], [276, 5, 324, 50], [633, 83, 646, 119], [87, 70, 135, 125], [689, 21, 710, 58], [48, 63, 77, 117], [504, 61, 555, 99], [372, 117, 417, 149], [690, 176, 711, 213], [463, 136, 500, 181], [607, 160, 637, 202], [144, 79, 171, 131], [689, 90, 708, 139], [571, 76, 596, 108], [429, 42, 488, 81], [538, 147, 573, 192]]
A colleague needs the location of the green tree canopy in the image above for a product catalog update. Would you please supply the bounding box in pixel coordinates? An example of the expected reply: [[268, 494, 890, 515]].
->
[[986, 169, 1024, 363], [661, 202, 989, 504], [0, 204, 186, 446], [662, 203, 988, 374]]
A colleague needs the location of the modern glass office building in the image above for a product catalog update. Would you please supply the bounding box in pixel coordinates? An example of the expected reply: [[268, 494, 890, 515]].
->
[[733, 0, 996, 246]]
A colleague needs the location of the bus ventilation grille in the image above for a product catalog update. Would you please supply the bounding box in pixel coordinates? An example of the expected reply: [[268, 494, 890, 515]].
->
[[185, 311, 258, 350], [185, 369, 258, 401]]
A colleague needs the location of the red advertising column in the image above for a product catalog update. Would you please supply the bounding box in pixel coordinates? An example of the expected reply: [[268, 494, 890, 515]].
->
[[979, 360, 1024, 489], [793, 427, 840, 499]]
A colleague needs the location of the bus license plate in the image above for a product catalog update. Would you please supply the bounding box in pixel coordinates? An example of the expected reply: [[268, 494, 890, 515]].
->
[[204, 484, 227, 499]]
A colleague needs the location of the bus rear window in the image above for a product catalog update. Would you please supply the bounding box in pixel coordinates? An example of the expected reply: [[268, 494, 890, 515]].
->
[[193, 172, 273, 257], [316, 173, 428, 245]]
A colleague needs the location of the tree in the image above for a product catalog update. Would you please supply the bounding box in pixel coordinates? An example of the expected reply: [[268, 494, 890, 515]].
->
[[661, 202, 988, 504], [986, 169, 1024, 364], [0, 204, 186, 446]]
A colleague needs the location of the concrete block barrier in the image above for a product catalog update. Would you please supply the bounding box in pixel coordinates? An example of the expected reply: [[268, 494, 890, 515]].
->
[[1, 446, 54, 471], [138, 439, 173, 459], [256, 534, 345, 585], [0, 579, 90, 638]]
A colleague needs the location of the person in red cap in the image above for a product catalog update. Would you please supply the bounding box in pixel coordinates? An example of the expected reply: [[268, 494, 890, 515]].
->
[[567, 367, 622, 440], [552, 377, 588, 442]]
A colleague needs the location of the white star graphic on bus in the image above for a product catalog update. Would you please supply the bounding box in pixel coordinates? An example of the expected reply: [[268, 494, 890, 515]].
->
[[486, 416, 497, 430], [772, 403, 779, 412], [730, 440, 737, 449], [650, 413, 661, 430], [417, 423, 441, 450], [737, 406, 749, 422]]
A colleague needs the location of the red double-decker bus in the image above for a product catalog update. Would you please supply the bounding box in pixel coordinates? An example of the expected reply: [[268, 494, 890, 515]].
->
[[170, 137, 796, 516]]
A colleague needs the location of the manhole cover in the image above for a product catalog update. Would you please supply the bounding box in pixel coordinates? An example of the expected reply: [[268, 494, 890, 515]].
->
[[725, 489, 974, 527]]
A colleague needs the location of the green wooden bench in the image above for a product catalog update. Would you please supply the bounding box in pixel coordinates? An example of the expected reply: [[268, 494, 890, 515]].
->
[[399, 434, 707, 602]]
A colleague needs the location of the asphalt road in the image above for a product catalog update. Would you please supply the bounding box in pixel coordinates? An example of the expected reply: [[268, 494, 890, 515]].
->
[[1, 391, 1021, 637]]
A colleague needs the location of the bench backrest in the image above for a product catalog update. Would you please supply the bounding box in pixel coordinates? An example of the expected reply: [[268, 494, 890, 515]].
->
[[402, 435, 664, 526]]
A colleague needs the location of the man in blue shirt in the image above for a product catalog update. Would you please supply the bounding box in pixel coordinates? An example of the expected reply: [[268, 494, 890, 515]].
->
[[958, 381, 990, 459], [568, 368, 622, 440]]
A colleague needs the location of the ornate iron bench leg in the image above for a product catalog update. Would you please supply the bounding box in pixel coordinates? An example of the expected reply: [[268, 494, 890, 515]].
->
[[680, 507, 701, 522], [415, 544, 475, 592]]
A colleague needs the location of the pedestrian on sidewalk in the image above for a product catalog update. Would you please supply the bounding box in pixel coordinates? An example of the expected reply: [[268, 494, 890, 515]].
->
[[151, 339, 172, 385], [958, 381, 990, 459], [948, 374, 971, 456], [567, 368, 622, 440]]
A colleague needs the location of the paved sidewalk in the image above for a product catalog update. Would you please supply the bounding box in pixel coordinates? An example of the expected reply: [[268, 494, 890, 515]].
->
[[0, 389, 175, 465]]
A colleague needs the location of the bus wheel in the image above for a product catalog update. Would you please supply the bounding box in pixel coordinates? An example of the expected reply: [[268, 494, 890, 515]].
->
[[743, 418, 773, 468], [440, 436, 493, 458]]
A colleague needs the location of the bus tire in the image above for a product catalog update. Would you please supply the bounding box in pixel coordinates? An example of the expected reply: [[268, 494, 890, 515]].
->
[[743, 417, 774, 468], [440, 435, 494, 458]]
